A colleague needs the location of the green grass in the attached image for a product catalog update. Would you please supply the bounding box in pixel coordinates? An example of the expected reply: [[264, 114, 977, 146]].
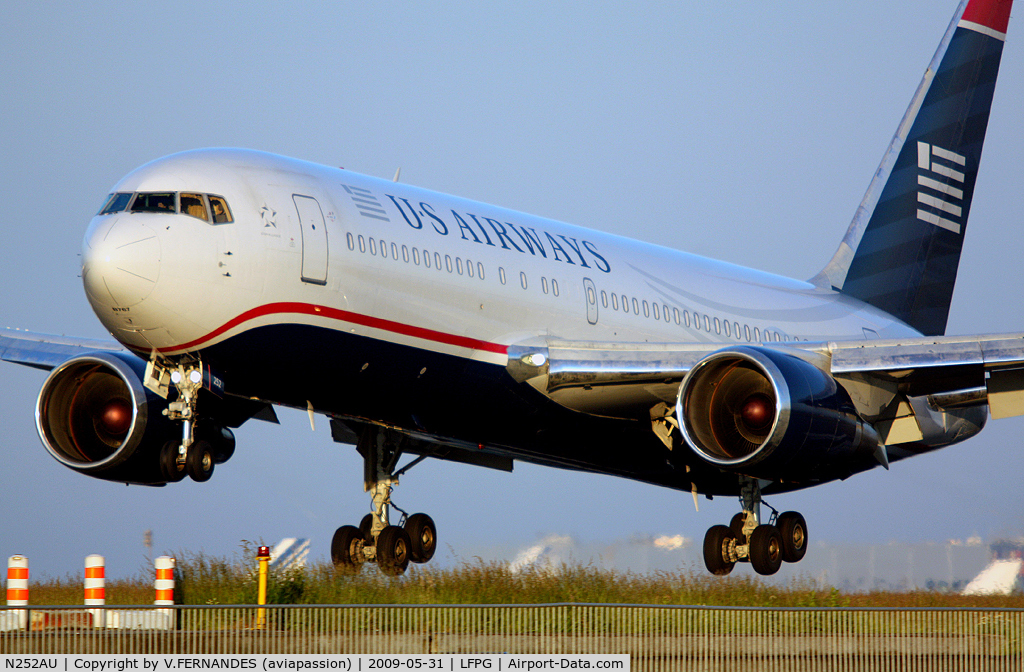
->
[[7, 546, 1023, 608]]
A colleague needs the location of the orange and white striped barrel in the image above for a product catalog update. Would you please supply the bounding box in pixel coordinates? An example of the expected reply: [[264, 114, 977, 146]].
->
[[7, 556, 28, 629], [84, 555, 105, 628], [154, 556, 175, 605], [84, 555, 105, 605], [6, 556, 28, 606]]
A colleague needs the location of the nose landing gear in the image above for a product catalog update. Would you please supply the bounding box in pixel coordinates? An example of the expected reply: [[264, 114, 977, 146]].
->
[[149, 358, 234, 484], [702, 477, 808, 576], [331, 427, 438, 576]]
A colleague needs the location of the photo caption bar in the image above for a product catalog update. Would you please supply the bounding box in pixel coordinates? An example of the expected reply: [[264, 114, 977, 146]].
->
[[0, 656, 629, 672]]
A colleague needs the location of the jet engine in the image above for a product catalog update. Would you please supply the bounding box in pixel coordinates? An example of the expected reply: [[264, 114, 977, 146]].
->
[[36, 352, 179, 485], [676, 346, 880, 482]]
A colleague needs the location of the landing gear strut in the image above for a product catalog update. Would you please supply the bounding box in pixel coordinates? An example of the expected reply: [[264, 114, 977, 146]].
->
[[702, 477, 808, 576], [151, 358, 233, 484], [331, 427, 437, 576]]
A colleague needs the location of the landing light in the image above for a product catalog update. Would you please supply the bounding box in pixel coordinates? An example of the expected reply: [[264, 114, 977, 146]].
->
[[521, 353, 547, 367]]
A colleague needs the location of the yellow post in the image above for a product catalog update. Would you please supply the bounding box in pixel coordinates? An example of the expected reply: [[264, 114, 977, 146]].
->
[[256, 545, 270, 629]]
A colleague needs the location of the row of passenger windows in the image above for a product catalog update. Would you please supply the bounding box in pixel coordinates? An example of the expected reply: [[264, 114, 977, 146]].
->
[[346, 231, 788, 341], [98, 191, 233, 224], [347, 233, 561, 297], [598, 289, 794, 342], [348, 233, 486, 279]]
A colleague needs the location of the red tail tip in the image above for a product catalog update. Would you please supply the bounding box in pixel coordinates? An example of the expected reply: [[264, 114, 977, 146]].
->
[[963, 0, 1013, 35]]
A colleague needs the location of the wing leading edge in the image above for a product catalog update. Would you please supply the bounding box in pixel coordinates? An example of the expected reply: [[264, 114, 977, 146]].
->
[[0, 328, 125, 371], [507, 332, 1024, 440]]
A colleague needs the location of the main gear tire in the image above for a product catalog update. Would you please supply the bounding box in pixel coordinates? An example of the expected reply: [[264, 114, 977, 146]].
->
[[404, 513, 437, 563], [777, 512, 808, 563], [376, 525, 411, 576], [331, 525, 365, 570], [703, 525, 736, 576], [749, 525, 783, 576]]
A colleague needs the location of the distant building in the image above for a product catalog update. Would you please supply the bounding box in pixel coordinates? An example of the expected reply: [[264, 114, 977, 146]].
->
[[961, 539, 1024, 595]]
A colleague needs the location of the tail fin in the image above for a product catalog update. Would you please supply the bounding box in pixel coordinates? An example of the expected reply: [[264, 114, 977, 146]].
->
[[813, 0, 1012, 336]]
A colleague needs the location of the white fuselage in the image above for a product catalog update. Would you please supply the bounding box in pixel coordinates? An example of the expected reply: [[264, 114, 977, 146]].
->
[[81, 148, 916, 364]]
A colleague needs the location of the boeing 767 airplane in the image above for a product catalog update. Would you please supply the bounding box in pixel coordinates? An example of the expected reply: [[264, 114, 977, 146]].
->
[[0, 0, 1017, 575]]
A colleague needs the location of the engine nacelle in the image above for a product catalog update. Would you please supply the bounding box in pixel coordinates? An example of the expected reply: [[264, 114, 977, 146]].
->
[[676, 346, 880, 482], [35, 352, 178, 485]]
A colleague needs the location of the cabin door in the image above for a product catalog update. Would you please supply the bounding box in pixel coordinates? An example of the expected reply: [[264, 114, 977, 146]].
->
[[293, 194, 328, 285]]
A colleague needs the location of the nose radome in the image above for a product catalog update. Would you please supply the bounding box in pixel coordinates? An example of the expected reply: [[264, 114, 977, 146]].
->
[[82, 217, 161, 309]]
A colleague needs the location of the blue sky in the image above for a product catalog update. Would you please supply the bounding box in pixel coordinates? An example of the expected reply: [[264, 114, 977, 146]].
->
[[1, 1, 1022, 582]]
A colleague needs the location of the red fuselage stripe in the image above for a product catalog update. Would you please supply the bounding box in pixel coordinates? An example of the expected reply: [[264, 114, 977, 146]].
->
[[153, 302, 509, 355]]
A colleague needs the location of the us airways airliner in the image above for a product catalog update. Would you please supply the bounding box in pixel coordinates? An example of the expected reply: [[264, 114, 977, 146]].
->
[[0, 0, 1019, 576]]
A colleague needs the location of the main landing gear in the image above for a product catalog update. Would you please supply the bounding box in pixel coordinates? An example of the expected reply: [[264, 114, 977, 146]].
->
[[331, 428, 437, 576], [703, 477, 807, 576]]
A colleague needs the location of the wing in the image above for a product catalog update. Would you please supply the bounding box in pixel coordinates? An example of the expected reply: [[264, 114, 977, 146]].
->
[[507, 332, 1024, 447], [0, 327, 125, 371]]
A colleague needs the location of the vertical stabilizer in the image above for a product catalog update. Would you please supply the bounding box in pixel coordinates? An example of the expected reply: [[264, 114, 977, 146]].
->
[[813, 0, 1012, 336]]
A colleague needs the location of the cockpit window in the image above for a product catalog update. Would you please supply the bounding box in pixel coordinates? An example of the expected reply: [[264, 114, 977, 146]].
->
[[180, 193, 209, 222], [130, 192, 177, 213], [209, 195, 233, 223], [99, 192, 133, 215]]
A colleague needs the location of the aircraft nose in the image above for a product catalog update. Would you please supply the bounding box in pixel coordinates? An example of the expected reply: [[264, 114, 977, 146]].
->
[[82, 217, 161, 309]]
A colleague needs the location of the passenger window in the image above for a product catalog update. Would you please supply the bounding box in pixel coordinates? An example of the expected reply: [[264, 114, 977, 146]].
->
[[704, 315, 711, 332], [130, 192, 176, 213], [402, 245, 410, 263], [520, 272, 528, 289], [694, 313, 701, 330], [424, 250, 431, 268], [734, 322, 741, 338], [477, 262, 485, 280], [467, 259, 474, 278], [209, 196, 233, 223], [541, 277, 549, 294], [446, 255, 453, 273], [724, 320, 731, 337], [499, 267, 507, 285], [643, 301, 650, 318], [552, 279, 558, 296], [99, 192, 132, 215], [370, 238, 377, 256], [180, 193, 209, 221], [358, 235, 366, 253], [754, 327, 761, 341], [346, 233, 354, 251], [744, 325, 751, 341], [652, 303, 660, 320], [434, 252, 442, 270], [413, 248, 420, 265], [673, 308, 680, 325], [391, 243, 398, 260], [611, 293, 619, 311], [663, 305, 670, 322], [684, 311, 691, 328], [714, 317, 721, 334], [456, 258, 464, 275], [621, 295, 628, 312], [633, 298, 640, 314]]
